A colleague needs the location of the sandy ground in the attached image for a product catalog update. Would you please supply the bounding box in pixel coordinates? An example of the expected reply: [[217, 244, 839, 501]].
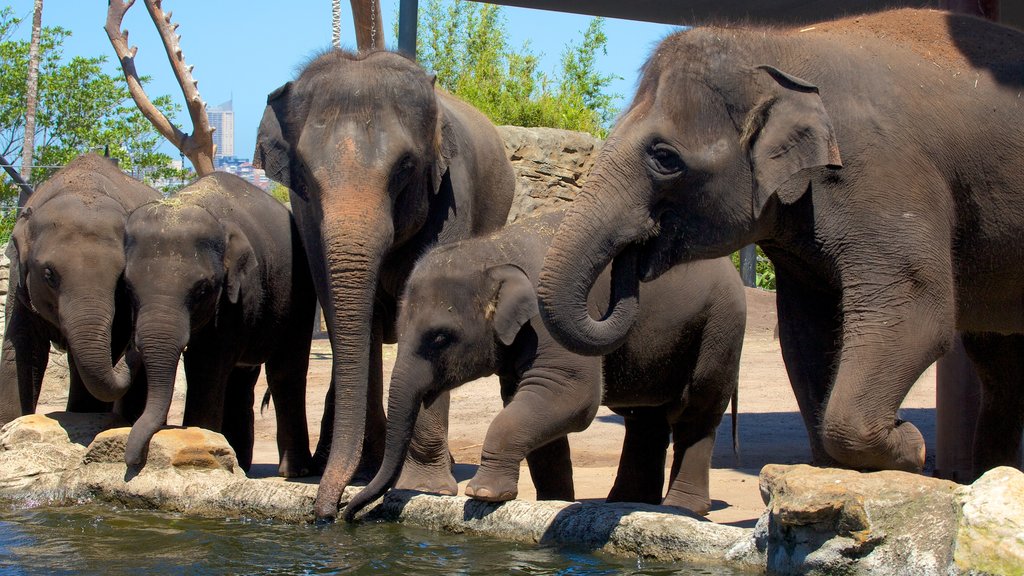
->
[[37, 287, 938, 528]]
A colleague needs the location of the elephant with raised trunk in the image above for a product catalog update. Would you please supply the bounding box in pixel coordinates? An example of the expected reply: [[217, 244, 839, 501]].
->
[[123, 172, 315, 476], [344, 210, 745, 520], [254, 49, 515, 519], [0, 153, 159, 425], [538, 10, 1024, 478]]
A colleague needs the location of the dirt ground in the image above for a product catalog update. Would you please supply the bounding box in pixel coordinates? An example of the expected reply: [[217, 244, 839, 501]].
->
[[37, 287, 938, 528]]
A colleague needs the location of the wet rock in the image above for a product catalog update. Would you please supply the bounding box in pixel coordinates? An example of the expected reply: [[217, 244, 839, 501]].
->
[[498, 126, 601, 223], [0, 413, 90, 494], [955, 466, 1024, 574]]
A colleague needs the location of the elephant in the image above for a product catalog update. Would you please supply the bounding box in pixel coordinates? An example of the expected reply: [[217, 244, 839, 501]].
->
[[254, 49, 515, 519], [122, 172, 315, 476], [537, 9, 1024, 479], [344, 210, 745, 520], [0, 153, 159, 426]]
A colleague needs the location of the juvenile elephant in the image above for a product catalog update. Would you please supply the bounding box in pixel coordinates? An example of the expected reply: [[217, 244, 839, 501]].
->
[[254, 49, 514, 519], [538, 10, 1024, 478], [123, 172, 315, 476], [344, 210, 745, 520], [0, 153, 159, 425]]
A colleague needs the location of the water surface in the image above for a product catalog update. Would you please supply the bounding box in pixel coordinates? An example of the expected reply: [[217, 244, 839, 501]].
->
[[0, 501, 745, 575]]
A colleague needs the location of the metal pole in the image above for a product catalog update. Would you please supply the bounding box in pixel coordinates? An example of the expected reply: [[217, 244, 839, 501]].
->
[[739, 244, 757, 288], [398, 0, 419, 58]]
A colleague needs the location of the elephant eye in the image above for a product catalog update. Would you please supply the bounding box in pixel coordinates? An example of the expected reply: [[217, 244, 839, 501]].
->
[[425, 328, 456, 351], [42, 267, 59, 288], [647, 142, 687, 177], [391, 155, 416, 186]]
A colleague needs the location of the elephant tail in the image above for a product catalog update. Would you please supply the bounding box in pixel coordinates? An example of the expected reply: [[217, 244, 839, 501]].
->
[[731, 387, 739, 460], [260, 388, 272, 415]]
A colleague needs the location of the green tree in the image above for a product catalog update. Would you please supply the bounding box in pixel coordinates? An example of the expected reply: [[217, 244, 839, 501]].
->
[[0, 7, 183, 203], [411, 0, 618, 137]]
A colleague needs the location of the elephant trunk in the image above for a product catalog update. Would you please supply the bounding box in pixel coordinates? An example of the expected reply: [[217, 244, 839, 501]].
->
[[537, 161, 647, 356], [60, 293, 131, 402], [343, 362, 427, 521], [314, 209, 395, 521], [125, 302, 188, 468]]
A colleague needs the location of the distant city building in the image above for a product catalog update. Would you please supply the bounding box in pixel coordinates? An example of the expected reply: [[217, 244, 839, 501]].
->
[[214, 156, 272, 191], [208, 100, 235, 158]]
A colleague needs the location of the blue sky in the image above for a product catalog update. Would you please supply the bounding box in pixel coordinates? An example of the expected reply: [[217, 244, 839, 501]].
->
[[6, 1, 677, 167]]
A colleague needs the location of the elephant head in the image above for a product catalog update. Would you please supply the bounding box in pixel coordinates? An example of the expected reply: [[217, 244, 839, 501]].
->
[[254, 50, 464, 517], [344, 250, 538, 520], [122, 195, 258, 467], [8, 161, 148, 405], [538, 33, 842, 355]]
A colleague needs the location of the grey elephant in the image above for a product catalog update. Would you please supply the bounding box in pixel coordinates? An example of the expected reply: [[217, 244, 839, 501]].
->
[[0, 153, 159, 425], [537, 10, 1024, 478], [344, 210, 745, 520], [122, 172, 315, 476], [254, 49, 515, 519]]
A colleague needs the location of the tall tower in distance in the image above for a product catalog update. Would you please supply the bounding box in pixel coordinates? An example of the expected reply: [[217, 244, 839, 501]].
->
[[208, 100, 235, 158]]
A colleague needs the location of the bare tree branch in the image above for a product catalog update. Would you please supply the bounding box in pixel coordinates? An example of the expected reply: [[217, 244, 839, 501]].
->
[[104, 0, 215, 176]]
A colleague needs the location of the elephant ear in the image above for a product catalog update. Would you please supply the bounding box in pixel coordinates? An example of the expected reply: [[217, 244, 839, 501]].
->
[[430, 105, 459, 196], [488, 264, 538, 346], [254, 81, 308, 200], [8, 208, 31, 300], [743, 65, 842, 213], [223, 221, 258, 305]]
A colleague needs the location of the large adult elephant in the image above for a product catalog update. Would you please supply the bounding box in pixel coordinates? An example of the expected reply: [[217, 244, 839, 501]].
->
[[538, 10, 1024, 478], [254, 49, 515, 520], [0, 153, 159, 425]]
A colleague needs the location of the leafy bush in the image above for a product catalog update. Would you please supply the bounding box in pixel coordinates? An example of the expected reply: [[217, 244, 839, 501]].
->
[[411, 0, 619, 137], [731, 246, 776, 291]]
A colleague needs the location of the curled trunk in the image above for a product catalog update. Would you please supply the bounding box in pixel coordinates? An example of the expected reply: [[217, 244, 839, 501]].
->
[[537, 206, 642, 356], [60, 294, 131, 402]]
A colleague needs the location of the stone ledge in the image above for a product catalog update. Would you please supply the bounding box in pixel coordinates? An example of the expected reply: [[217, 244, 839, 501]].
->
[[2, 413, 1023, 575]]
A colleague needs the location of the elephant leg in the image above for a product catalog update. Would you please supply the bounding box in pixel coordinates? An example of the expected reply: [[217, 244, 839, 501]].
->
[[664, 422, 718, 515], [182, 355, 228, 432], [221, 365, 260, 472], [265, 354, 313, 478], [396, 389, 457, 495], [312, 381, 333, 474], [819, 265, 951, 472], [775, 270, 842, 466], [466, 356, 601, 502], [114, 353, 147, 423], [961, 332, 1024, 478], [607, 408, 669, 505], [67, 351, 113, 413], [0, 302, 49, 423], [525, 436, 574, 501], [354, 314, 387, 484]]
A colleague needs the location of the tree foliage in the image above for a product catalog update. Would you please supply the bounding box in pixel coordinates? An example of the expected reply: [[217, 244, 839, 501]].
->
[[0, 7, 188, 205], [411, 0, 618, 136]]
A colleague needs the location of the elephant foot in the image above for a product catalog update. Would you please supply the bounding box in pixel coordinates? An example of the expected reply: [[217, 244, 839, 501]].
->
[[395, 459, 457, 495], [663, 484, 711, 516], [278, 450, 314, 478], [824, 418, 926, 472], [465, 468, 519, 502]]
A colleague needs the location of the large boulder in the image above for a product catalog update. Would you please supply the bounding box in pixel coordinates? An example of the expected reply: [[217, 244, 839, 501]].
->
[[498, 125, 602, 223], [758, 463, 1024, 575]]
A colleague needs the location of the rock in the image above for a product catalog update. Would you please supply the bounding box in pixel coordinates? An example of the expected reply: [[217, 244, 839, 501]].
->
[[955, 466, 1024, 575], [84, 426, 240, 473], [498, 126, 602, 223]]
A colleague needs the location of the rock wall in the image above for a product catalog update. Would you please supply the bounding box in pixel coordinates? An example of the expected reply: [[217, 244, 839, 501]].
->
[[498, 126, 602, 223]]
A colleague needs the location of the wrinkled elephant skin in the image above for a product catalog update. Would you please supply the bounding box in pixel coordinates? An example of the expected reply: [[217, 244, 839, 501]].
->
[[538, 10, 1024, 479], [254, 50, 514, 520], [123, 172, 316, 477], [345, 210, 745, 520]]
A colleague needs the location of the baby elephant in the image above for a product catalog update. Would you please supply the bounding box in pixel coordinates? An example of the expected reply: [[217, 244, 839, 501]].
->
[[345, 210, 745, 520], [123, 172, 315, 476]]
